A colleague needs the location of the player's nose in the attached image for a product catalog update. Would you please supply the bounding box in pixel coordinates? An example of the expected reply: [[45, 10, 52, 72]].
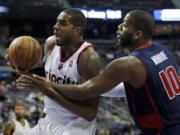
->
[[118, 24, 122, 31]]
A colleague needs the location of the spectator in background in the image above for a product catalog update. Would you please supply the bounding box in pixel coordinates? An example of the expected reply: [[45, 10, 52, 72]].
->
[[0, 81, 8, 92], [4, 104, 31, 135]]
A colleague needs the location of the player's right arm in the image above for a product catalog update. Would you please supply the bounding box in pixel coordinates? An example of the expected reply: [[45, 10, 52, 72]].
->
[[4, 121, 15, 135], [47, 55, 146, 101], [17, 55, 146, 101]]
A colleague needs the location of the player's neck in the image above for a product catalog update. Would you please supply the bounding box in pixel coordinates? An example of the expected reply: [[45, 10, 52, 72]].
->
[[16, 117, 25, 124], [62, 37, 83, 58], [131, 39, 151, 51]]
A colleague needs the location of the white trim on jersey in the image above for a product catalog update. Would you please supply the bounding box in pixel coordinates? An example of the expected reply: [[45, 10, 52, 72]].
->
[[101, 82, 126, 97]]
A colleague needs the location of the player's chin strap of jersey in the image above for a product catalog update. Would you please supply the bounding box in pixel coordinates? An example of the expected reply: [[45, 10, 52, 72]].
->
[[101, 82, 126, 97]]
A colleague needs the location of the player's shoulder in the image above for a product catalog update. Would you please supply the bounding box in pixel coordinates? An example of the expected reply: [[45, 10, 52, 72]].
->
[[79, 45, 100, 64], [111, 55, 140, 67], [46, 35, 56, 44], [110, 55, 144, 74], [7, 120, 15, 128], [44, 35, 56, 55], [78, 42, 101, 79], [44, 35, 56, 50]]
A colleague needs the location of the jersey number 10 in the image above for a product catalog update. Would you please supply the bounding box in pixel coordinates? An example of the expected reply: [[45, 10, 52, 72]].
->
[[159, 66, 180, 100]]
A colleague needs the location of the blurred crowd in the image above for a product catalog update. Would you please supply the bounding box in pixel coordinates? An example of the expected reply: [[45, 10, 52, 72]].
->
[[0, 79, 139, 135], [0, 80, 44, 134], [68, 0, 175, 10], [0, 80, 141, 135], [0, 21, 180, 68], [0, 0, 175, 9]]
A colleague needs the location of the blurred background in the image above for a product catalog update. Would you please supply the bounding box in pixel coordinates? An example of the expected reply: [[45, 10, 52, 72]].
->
[[0, 0, 180, 135]]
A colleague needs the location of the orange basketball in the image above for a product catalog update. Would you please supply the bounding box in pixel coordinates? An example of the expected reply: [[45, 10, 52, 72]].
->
[[8, 36, 42, 71]]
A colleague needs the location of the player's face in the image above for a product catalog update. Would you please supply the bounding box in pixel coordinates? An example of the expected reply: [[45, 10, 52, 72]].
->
[[54, 12, 75, 46], [15, 107, 25, 118], [117, 13, 136, 48]]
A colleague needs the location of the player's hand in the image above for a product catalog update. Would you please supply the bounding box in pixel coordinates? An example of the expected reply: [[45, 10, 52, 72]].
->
[[16, 69, 29, 75], [16, 74, 52, 93]]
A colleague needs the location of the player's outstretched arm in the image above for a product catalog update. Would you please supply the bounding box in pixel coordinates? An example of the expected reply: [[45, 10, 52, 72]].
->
[[50, 55, 146, 101]]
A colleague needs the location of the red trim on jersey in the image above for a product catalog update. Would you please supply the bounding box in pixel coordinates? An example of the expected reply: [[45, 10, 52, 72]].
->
[[135, 42, 152, 50], [77, 45, 93, 64], [127, 84, 163, 132], [59, 47, 61, 62], [144, 83, 163, 129], [62, 41, 85, 63], [50, 43, 56, 55]]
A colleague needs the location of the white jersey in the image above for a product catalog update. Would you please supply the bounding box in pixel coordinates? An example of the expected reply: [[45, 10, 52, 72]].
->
[[12, 119, 30, 135], [44, 41, 94, 124]]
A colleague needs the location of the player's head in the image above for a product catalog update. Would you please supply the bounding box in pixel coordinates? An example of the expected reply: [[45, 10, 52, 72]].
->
[[54, 8, 86, 46], [117, 10, 155, 48], [14, 104, 26, 119]]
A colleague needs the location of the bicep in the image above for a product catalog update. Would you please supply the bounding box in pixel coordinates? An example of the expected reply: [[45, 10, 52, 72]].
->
[[81, 58, 130, 97], [78, 47, 101, 82]]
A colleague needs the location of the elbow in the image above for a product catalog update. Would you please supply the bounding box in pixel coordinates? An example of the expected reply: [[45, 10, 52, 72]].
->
[[84, 114, 97, 121], [75, 96, 88, 101], [83, 110, 97, 121]]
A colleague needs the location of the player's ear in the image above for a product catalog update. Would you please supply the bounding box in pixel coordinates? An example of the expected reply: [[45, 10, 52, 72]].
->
[[74, 26, 82, 35], [133, 30, 142, 40]]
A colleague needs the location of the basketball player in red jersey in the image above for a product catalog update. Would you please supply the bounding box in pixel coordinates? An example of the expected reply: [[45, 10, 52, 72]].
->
[[4, 104, 31, 135]]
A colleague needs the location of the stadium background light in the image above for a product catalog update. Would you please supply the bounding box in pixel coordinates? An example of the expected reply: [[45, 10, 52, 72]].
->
[[0, 5, 9, 13], [76, 8, 122, 20], [153, 9, 180, 21]]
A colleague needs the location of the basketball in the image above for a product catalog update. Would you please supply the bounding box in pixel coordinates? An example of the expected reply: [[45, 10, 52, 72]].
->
[[8, 36, 42, 71]]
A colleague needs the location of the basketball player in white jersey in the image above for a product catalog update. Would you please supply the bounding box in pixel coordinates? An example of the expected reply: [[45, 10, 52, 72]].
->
[[17, 9, 101, 135], [15, 9, 126, 135], [4, 104, 31, 135]]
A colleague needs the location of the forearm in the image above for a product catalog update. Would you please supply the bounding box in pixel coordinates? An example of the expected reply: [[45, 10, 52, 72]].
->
[[49, 82, 88, 101], [49, 74, 118, 101], [40, 86, 98, 121]]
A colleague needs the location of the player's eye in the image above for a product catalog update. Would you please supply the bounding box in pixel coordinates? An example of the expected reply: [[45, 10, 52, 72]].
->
[[60, 20, 67, 26]]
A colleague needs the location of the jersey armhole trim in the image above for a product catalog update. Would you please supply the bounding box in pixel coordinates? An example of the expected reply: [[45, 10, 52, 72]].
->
[[50, 43, 56, 55], [77, 45, 93, 64]]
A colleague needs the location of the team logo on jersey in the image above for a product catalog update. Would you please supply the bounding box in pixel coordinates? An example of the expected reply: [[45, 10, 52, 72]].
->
[[69, 60, 73, 67], [58, 62, 64, 70], [46, 71, 79, 84]]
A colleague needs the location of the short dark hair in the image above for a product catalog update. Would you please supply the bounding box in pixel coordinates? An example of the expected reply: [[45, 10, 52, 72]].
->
[[128, 10, 155, 39], [63, 8, 87, 35]]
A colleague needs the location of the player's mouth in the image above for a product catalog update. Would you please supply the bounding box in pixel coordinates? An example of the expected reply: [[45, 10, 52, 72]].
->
[[54, 33, 62, 45], [55, 33, 61, 39], [116, 30, 121, 40]]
